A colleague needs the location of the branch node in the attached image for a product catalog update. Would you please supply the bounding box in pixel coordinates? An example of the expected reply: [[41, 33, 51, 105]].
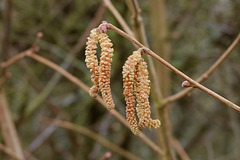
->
[[139, 47, 148, 55], [99, 21, 109, 33], [25, 50, 33, 56]]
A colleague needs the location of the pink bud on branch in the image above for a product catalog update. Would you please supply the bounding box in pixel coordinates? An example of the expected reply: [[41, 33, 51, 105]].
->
[[181, 81, 191, 88]]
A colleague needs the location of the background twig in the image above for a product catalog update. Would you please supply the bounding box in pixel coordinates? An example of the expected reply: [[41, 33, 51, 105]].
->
[[164, 32, 240, 106], [0, 0, 25, 159], [25, 3, 106, 117], [0, 143, 24, 160], [41, 117, 143, 160], [25, 52, 164, 155], [106, 22, 240, 112]]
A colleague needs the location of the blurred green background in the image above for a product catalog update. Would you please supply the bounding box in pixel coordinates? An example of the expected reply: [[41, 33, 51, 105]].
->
[[0, 0, 240, 159]]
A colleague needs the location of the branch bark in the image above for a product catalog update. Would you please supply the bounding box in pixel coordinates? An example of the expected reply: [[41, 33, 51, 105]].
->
[[42, 117, 143, 160], [105, 22, 240, 112], [149, 0, 175, 160], [0, 89, 25, 160]]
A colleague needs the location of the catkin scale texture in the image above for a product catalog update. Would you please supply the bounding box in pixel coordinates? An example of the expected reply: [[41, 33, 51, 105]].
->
[[85, 24, 160, 134], [98, 32, 115, 110], [123, 49, 161, 134], [85, 28, 115, 110], [123, 50, 142, 135], [134, 59, 161, 130], [85, 29, 100, 98]]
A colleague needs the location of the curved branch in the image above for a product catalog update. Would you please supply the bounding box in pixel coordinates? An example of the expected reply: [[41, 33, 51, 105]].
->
[[0, 143, 24, 160], [142, 47, 240, 112], [163, 32, 240, 106], [25, 52, 164, 155], [104, 0, 134, 37], [42, 117, 143, 160], [105, 22, 240, 112]]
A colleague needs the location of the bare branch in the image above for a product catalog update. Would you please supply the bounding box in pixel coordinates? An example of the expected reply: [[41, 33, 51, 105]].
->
[[164, 32, 240, 106], [25, 52, 163, 155], [105, 22, 240, 112], [0, 143, 25, 160], [41, 117, 143, 160]]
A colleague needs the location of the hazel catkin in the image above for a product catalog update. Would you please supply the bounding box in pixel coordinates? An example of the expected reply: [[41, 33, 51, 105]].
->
[[123, 49, 161, 134], [85, 27, 115, 110], [134, 58, 161, 130], [85, 23, 160, 135], [98, 32, 115, 110], [85, 28, 100, 98], [122, 50, 142, 135]]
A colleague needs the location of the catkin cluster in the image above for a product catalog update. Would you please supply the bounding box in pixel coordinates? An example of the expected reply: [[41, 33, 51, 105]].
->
[[85, 22, 160, 135], [122, 51, 142, 135], [123, 49, 161, 135], [85, 28, 115, 110]]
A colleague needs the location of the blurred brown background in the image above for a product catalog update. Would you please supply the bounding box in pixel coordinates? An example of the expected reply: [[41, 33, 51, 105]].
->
[[0, 0, 240, 159]]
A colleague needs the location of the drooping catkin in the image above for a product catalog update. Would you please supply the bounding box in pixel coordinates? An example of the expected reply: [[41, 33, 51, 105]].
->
[[122, 50, 142, 135], [85, 23, 160, 134], [134, 58, 161, 130], [85, 27, 115, 110], [85, 28, 100, 98], [98, 32, 115, 110]]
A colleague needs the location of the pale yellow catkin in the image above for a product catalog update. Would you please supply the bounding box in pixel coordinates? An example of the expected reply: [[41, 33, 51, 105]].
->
[[122, 50, 142, 135], [98, 32, 115, 110], [85, 28, 100, 98], [85, 26, 160, 134], [134, 58, 161, 130]]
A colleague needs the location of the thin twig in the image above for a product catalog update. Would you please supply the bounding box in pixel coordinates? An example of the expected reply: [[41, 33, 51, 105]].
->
[[0, 1, 25, 159], [27, 53, 89, 92], [24, 52, 163, 155], [125, 1, 174, 160], [41, 117, 143, 160], [107, 23, 143, 47], [149, 0, 171, 98], [26, 123, 57, 153], [125, 0, 163, 99], [0, 143, 25, 160], [103, 0, 134, 37], [105, 22, 240, 112], [0, 89, 26, 160], [100, 1, 168, 156], [25, 3, 106, 117], [106, 5, 167, 154], [126, 0, 148, 45], [171, 137, 191, 160], [72, 3, 107, 53], [1, 49, 33, 69], [196, 33, 240, 82], [109, 0, 163, 99], [143, 47, 240, 112], [164, 32, 240, 106]]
